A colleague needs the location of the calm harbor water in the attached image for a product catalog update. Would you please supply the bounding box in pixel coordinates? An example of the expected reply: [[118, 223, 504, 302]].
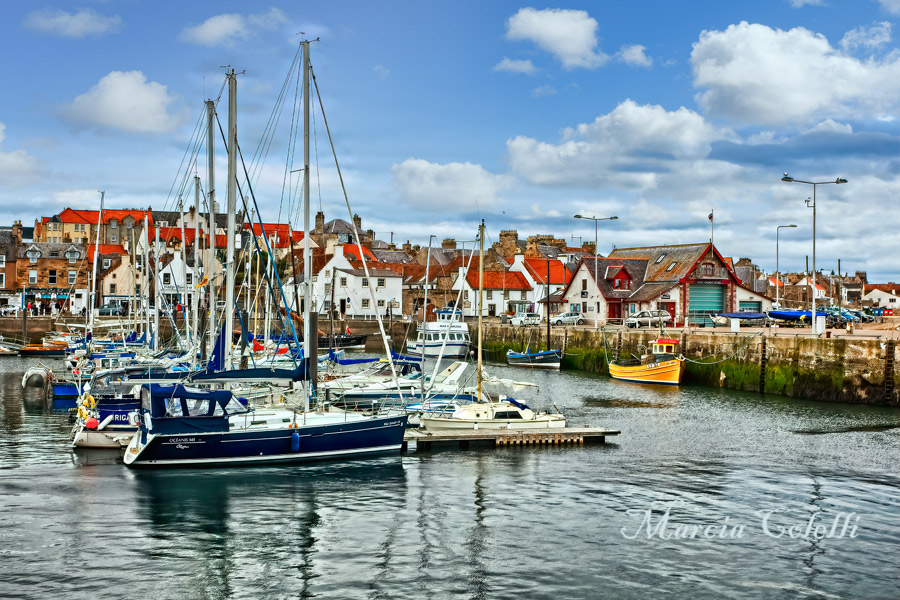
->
[[1, 356, 898, 600]]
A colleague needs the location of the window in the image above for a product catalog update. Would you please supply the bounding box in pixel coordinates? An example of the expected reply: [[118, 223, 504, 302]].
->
[[614, 279, 621, 289], [102, 259, 111, 269], [464, 290, 469, 299], [48, 270, 57, 285], [186, 273, 192, 285], [0, 273, 4, 289], [110, 219, 117, 229], [109, 284, 116, 294], [377, 278, 385, 287], [163, 273, 171, 285], [135, 284, 141, 295], [362, 278, 369, 288], [582, 279, 587, 291], [666, 262, 677, 272], [29, 270, 37, 285], [702, 263, 714, 277], [0, 254, 5, 266], [486, 290, 492, 300], [340, 277, 347, 287], [377, 299, 385, 307], [69, 271, 76, 285], [655, 253, 667, 264], [362, 298, 370, 309], [521, 291, 526, 300], [111, 234, 117, 242]]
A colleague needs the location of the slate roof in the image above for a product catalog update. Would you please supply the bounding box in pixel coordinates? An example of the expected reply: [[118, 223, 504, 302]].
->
[[580, 257, 649, 300], [372, 249, 414, 264], [608, 243, 713, 282], [336, 268, 402, 278], [18, 242, 87, 259]]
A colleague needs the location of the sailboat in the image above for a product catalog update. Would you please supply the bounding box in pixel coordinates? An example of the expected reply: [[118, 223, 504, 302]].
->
[[124, 41, 407, 467], [506, 257, 562, 369], [421, 221, 566, 431]]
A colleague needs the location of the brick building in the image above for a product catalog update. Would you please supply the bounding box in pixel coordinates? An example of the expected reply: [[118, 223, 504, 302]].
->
[[17, 242, 89, 314]]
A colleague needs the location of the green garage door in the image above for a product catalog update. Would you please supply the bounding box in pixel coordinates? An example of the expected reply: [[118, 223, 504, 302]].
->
[[739, 301, 761, 312], [689, 284, 725, 326]]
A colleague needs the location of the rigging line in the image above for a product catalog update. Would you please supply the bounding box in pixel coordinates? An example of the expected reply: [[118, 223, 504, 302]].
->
[[161, 107, 207, 213], [277, 51, 303, 225], [310, 65, 401, 398], [312, 90, 323, 213]]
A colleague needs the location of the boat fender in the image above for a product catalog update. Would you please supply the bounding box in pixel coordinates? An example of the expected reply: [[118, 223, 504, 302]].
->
[[127, 412, 141, 427], [85, 417, 99, 430], [77, 405, 89, 420], [97, 414, 115, 431], [291, 431, 300, 453]]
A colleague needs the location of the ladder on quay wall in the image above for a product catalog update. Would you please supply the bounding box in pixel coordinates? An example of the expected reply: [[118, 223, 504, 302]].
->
[[885, 340, 896, 402]]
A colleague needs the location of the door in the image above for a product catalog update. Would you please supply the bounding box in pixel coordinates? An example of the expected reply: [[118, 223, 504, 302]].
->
[[339, 298, 347, 316], [607, 302, 621, 320], [688, 284, 725, 326], [660, 302, 676, 323], [739, 301, 761, 312]]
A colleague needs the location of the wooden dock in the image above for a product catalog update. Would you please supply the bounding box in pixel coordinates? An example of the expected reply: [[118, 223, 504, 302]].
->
[[402, 427, 620, 452]]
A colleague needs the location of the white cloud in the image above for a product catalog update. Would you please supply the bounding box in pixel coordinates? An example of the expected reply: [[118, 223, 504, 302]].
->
[[531, 85, 558, 97], [505, 8, 608, 69], [50, 189, 100, 207], [878, 0, 900, 15], [789, 0, 823, 7], [0, 124, 42, 186], [23, 8, 122, 38], [691, 22, 900, 125], [617, 44, 652, 67], [374, 64, 390, 78], [840, 21, 892, 52], [178, 8, 288, 47], [493, 58, 537, 74], [61, 71, 185, 134], [806, 119, 853, 134], [390, 158, 512, 211], [507, 100, 734, 189]]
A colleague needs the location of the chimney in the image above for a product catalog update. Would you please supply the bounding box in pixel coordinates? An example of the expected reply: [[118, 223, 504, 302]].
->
[[315, 211, 325, 234], [352, 214, 362, 231], [12, 220, 22, 244], [442, 238, 457, 250], [402, 240, 412, 252], [366, 229, 375, 244]]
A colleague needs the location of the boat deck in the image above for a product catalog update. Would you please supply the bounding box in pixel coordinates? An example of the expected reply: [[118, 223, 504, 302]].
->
[[402, 427, 620, 452]]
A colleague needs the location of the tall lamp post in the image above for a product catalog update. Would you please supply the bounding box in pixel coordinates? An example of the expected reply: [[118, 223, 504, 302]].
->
[[775, 224, 797, 309], [573, 214, 618, 328], [780, 174, 847, 334]]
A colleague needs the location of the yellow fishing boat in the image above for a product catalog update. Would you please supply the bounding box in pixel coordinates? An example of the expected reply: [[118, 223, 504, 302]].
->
[[608, 337, 684, 385]]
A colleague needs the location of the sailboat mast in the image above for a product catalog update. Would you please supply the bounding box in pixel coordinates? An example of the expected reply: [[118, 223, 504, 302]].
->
[[546, 258, 551, 351], [205, 99, 217, 359], [87, 190, 104, 344], [153, 226, 160, 351], [301, 40, 312, 412], [477, 220, 484, 402], [224, 69, 238, 370], [192, 176, 201, 366]]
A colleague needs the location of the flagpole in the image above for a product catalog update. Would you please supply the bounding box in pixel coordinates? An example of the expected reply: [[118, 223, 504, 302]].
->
[[709, 209, 714, 246]]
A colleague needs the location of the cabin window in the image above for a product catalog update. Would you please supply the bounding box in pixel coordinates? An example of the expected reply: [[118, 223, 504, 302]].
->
[[493, 411, 523, 419]]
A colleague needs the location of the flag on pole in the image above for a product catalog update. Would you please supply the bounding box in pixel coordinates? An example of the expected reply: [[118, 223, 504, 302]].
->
[[345, 325, 351, 335], [708, 210, 713, 221], [194, 275, 209, 289]]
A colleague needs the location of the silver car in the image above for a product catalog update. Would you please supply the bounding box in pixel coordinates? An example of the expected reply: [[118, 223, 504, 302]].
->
[[550, 311, 585, 326], [625, 310, 672, 328]]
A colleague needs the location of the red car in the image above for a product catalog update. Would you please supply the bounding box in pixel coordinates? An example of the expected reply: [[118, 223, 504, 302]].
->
[[884, 308, 894, 316]]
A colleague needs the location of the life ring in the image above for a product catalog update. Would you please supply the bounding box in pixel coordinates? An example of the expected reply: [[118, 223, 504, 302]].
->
[[83, 395, 95, 409]]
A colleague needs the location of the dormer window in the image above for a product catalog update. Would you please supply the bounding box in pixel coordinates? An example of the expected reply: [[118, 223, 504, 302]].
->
[[26, 247, 41, 264], [110, 219, 118, 229]]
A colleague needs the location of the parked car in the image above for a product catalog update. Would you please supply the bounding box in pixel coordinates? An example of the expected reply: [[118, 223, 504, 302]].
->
[[550, 311, 585, 326], [885, 308, 894, 316], [624, 310, 672, 328], [510, 312, 541, 326], [96, 303, 122, 316]]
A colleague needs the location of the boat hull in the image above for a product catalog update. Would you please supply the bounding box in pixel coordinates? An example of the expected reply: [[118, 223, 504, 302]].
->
[[124, 414, 408, 468], [406, 340, 470, 358], [506, 349, 562, 369], [421, 415, 567, 431], [608, 358, 683, 385], [19, 346, 66, 357]]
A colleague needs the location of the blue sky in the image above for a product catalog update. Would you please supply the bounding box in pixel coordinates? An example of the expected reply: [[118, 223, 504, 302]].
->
[[1, 1, 898, 281]]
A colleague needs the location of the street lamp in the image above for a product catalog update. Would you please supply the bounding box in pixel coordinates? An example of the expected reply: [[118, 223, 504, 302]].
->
[[574, 214, 618, 328], [776, 224, 797, 309], [780, 174, 847, 334]]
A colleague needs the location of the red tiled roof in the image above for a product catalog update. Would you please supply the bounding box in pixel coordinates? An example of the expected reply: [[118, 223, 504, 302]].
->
[[86, 244, 127, 261], [466, 269, 531, 291], [523, 258, 572, 286], [343, 244, 377, 261]]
